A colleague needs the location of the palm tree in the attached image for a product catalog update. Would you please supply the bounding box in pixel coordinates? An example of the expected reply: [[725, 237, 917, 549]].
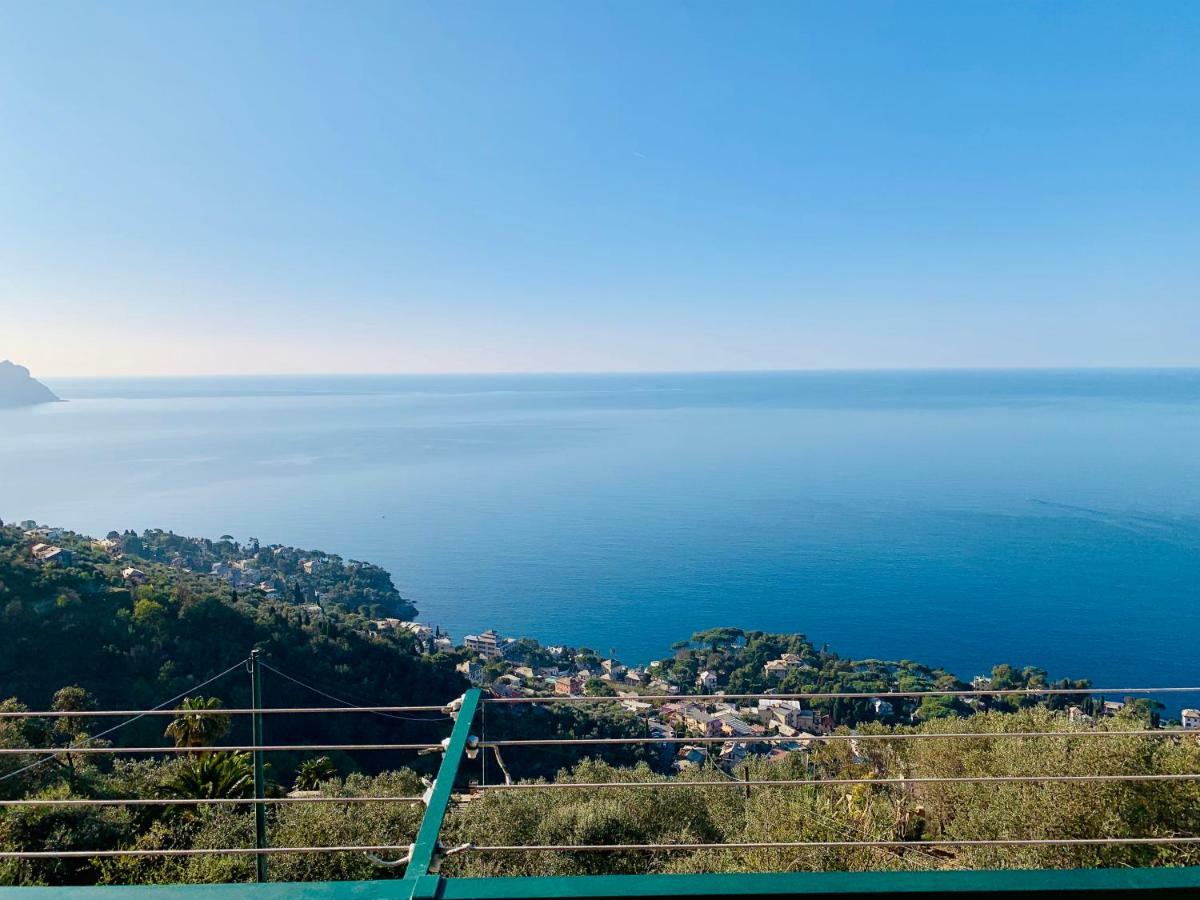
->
[[294, 756, 338, 791], [164, 696, 231, 752], [160, 751, 254, 800]]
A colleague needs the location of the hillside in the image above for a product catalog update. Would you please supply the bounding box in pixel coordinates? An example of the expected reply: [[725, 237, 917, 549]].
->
[[0, 521, 462, 756], [0, 361, 58, 407]]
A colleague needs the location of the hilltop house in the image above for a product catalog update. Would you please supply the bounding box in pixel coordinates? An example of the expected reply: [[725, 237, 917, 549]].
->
[[1183, 709, 1200, 730], [121, 567, 149, 586], [30, 544, 71, 565]]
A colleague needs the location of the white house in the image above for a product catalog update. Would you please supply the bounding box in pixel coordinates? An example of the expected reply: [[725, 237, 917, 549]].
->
[[1182, 709, 1200, 730], [463, 629, 502, 658]]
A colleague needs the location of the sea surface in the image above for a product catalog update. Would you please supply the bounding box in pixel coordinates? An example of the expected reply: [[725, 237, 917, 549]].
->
[[3, 370, 1199, 694]]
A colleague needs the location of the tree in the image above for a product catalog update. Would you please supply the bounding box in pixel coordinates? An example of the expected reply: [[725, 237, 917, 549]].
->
[[164, 697, 231, 753], [295, 756, 338, 790], [583, 678, 617, 697], [690, 627, 744, 653], [159, 752, 254, 800]]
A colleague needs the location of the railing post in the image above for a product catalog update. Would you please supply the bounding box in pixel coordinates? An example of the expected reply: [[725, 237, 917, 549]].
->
[[249, 649, 268, 883], [404, 688, 482, 897]]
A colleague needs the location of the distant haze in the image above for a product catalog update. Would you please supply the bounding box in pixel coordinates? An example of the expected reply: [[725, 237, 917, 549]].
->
[[1, 3, 1198, 376]]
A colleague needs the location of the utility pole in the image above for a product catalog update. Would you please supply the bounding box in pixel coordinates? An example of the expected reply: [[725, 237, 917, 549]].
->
[[249, 649, 268, 883]]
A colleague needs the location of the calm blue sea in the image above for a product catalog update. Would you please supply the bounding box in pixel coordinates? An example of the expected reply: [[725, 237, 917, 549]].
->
[[3, 370, 1199, 694]]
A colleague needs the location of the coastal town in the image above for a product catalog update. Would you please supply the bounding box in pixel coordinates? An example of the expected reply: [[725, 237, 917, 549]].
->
[[16, 520, 1200, 776]]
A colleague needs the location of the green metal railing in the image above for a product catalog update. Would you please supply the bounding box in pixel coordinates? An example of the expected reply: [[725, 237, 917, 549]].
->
[[4, 686, 1200, 898]]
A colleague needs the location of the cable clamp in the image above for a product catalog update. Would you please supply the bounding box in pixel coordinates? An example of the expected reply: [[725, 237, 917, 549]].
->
[[428, 841, 474, 874]]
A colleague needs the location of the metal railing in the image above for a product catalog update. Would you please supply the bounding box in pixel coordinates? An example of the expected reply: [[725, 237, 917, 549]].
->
[[4, 681, 1200, 897]]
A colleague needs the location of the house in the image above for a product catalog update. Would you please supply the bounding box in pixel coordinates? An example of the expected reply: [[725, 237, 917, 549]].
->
[[601, 659, 626, 678], [31, 544, 71, 565], [763, 654, 811, 680], [675, 745, 708, 770], [554, 674, 584, 696], [870, 698, 895, 718], [463, 630, 502, 658], [759, 701, 829, 733], [680, 705, 722, 737], [512, 666, 536, 680], [456, 660, 483, 685], [718, 741, 749, 765], [1101, 700, 1126, 716], [397, 621, 431, 637], [714, 711, 755, 737], [122, 567, 149, 585], [697, 670, 719, 691], [301, 559, 322, 575], [1182, 709, 1200, 730], [493, 674, 524, 697]]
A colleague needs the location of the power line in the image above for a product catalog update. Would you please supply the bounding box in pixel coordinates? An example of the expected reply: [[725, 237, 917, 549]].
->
[[0, 742, 442, 756], [483, 686, 1200, 704], [0, 658, 248, 784], [0, 705, 449, 719], [259, 662, 452, 723], [479, 728, 1187, 748], [462, 836, 1200, 854], [471, 772, 1200, 792], [0, 796, 425, 808]]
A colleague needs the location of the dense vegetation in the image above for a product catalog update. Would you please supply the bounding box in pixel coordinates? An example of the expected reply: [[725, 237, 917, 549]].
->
[[1, 520, 1195, 885]]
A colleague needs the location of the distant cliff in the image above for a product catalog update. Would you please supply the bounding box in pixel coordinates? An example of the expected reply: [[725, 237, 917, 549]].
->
[[0, 360, 59, 407]]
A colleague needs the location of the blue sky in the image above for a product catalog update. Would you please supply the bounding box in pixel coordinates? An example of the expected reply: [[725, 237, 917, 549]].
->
[[1, 1, 1197, 375]]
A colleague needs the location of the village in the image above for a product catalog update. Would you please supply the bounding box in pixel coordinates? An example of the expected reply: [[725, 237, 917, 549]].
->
[[18, 519, 1200, 774]]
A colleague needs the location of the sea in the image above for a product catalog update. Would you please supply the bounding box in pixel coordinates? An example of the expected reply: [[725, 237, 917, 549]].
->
[[3, 370, 1199, 696]]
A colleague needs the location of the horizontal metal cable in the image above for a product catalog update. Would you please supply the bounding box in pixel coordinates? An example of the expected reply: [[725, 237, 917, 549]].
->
[[0, 705, 449, 719], [472, 772, 1200, 792], [480, 728, 1186, 747], [484, 686, 1200, 704], [465, 836, 1200, 853], [0, 845, 409, 860], [0, 742, 442, 756], [0, 795, 425, 808]]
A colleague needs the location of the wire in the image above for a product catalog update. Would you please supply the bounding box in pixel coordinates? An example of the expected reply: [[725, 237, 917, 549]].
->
[[479, 728, 1186, 747], [0, 705, 450, 719], [0, 742, 442, 756], [463, 836, 1200, 853], [483, 686, 1200, 704], [259, 662, 452, 723], [0, 845, 414, 860], [472, 772, 1200, 792], [0, 796, 425, 808], [0, 658, 248, 784]]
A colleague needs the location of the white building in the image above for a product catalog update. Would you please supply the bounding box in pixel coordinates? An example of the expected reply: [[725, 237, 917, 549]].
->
[[463, 629, 502, 658], [1182, 709, 1200, 730]]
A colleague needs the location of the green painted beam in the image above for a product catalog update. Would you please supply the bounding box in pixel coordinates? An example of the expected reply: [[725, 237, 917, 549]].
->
[[4, 867, 1200, 899], [436, 867, 1200, 898], [404, 688, 481, 883]]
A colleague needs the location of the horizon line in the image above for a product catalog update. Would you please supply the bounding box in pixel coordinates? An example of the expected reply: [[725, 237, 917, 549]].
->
[[36, 364, 1200, 380]]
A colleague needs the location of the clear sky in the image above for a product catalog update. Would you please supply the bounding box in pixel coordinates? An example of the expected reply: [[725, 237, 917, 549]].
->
[[1, 1, 1197, 376]]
